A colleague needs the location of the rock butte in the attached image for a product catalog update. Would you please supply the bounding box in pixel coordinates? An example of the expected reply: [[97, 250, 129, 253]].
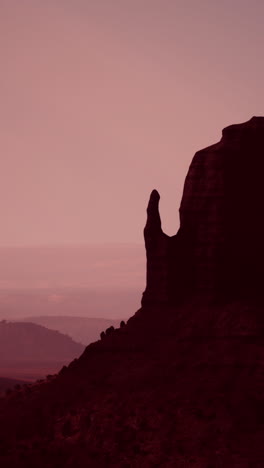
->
[[142, 116, 264, 306], [1, 117, 264, 467]]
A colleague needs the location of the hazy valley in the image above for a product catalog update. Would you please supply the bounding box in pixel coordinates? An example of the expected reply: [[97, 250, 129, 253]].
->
[[0, 245, 143, 388]]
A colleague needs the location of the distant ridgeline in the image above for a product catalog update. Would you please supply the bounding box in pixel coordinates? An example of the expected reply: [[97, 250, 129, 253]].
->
[[142, 116, 264, 305]]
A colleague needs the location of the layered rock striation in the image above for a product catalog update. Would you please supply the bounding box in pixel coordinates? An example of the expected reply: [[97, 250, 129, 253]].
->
[[142, 116, 264, 306]]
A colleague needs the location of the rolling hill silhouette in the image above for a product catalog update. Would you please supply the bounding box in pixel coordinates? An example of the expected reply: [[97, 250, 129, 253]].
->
[[1, 117, 264, 467], [0, 320, 85, 382], [0, 321, 84, 361]]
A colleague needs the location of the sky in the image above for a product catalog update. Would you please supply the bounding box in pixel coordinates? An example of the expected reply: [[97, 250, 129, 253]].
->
[[0, 244, 144, 290], [1, 0, 264, 246], [0, 245, 144, 319]]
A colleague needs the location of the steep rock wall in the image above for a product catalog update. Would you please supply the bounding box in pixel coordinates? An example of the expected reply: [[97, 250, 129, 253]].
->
[[142, 116, 264, 305]]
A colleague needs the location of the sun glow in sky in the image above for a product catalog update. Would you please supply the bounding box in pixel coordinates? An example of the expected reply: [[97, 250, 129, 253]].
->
[[1, 0, 264, 246]]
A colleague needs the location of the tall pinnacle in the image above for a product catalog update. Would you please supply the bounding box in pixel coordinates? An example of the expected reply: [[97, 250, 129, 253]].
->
[[144, 189, 162, 235]]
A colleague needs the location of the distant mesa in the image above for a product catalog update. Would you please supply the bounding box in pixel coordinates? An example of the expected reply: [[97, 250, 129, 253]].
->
[[142, 116, 264, 306]]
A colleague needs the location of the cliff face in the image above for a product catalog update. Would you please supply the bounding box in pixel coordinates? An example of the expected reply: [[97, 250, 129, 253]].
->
[[143, 116, 264, 306]]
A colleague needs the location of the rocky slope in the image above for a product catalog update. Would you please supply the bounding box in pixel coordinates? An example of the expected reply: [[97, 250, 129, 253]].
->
[[1, 117, 264, 467]]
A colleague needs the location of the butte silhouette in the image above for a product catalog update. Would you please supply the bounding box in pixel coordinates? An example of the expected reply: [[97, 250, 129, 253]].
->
[[143, 116, 264, 306], [1, 116, 264, 467]]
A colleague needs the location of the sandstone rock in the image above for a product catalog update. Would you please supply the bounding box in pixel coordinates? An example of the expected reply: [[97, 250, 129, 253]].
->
[[143, 116, 264, 305]]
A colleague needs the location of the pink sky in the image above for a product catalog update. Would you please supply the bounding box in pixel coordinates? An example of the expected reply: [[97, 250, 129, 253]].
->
[[1, 0, 264, 246], [0, 244, 145, 290]]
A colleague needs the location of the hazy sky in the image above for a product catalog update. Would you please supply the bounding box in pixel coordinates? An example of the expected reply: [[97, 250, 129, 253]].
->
[[1, 0, 264, 246]]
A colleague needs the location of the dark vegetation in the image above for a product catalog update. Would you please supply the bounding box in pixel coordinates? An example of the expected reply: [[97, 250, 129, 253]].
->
[[0, 377, 27, 394]]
